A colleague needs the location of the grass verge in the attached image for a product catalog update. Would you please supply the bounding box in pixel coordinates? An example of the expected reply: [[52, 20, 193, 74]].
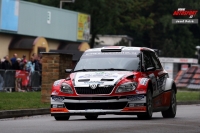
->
[[0, 92, 50, 110], [0, 91, 199, 111], [177, 90, 200, 102]]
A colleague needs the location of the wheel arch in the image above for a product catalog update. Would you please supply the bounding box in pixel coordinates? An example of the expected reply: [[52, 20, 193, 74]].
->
[[165, 78, 177, 93]]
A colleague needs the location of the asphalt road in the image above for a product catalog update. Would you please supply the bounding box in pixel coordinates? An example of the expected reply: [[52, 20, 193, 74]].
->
[[0, 105, 200, 133]]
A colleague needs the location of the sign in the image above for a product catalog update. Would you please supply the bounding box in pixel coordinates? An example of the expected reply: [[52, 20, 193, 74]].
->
[[0, 0, 19, 31], [181, 64, 188, 71], [172, 8, 198, 24], [77, 13, 90, 41]]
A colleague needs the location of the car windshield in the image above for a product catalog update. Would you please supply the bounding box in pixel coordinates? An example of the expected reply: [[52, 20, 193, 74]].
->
[[73, 50, 141, 71]]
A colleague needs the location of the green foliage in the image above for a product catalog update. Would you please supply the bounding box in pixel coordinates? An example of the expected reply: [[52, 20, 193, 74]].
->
[[24, 0, 200, 58]]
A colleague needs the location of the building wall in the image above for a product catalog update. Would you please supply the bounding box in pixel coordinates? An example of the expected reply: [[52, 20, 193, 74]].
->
[[18, 1, 78, 41], [48, 39, 60, 50], [95, 35, 132, 46], [0, 33, 12, 59]]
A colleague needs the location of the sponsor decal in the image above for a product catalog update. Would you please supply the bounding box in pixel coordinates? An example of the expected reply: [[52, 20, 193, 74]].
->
[[84, 81, 104, 84], [140, 78, 148, 85], [78, 72, 118, 78], [126, 95, 145, 101], [135, 90, 146, 94], [52, 96, 65, 102], [84, 51, 138, 56]]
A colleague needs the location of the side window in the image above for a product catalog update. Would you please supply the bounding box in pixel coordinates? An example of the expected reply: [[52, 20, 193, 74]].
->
[[143, 52, 154, 69], [150, 52, 162, 69]]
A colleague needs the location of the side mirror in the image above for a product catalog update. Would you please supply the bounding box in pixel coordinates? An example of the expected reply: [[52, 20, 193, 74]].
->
[[146, 67, 155, 71], [65, 69, 72, 73]]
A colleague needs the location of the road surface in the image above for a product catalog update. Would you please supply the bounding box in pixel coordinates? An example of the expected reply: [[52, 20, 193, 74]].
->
[[0, 105, 200, 133]]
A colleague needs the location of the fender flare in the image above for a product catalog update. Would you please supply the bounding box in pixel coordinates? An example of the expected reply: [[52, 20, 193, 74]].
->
[[165, 78, 177, 93]]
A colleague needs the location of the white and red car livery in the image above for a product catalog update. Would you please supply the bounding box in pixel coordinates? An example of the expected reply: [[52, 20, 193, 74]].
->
[[51, 46, 177, 120]]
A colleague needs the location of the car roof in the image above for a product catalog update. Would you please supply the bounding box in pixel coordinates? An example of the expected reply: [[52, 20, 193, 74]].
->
[[85, 46, 155, 53]]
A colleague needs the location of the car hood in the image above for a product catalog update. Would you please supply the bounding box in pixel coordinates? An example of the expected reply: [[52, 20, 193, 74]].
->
[[74, 71, 133, 87]]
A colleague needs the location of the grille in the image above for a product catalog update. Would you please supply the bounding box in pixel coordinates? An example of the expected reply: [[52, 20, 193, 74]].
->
[[64, 102, 127, 110], [74, 86, 114, 94]]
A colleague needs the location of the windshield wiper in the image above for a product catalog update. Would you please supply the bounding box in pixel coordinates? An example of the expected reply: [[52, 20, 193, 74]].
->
[[72, 69, 88, 72], [73, 69, 99, 72]]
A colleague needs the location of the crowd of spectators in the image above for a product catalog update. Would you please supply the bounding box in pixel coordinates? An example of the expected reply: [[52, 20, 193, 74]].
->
[[0, 53, 42, 92], [0, 53, 42, 73]]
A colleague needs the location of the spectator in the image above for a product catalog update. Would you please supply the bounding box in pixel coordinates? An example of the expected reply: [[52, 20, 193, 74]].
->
[[2, 55, 12, 70], [26, 56, 35, 72], [10, 53, 17, 65], [12, 58, 22, 70], [0, 59, 2, 69], [19, 55, 27, 70], [21, 55, 27, 63], [32, 53, 39, 71]]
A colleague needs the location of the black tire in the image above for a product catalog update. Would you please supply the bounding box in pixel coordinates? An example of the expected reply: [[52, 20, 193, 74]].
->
[[162, 89, 177, 118], [54, 116, 70, 121], [137, 89, 153, 120], [85, 115, 98, 120]]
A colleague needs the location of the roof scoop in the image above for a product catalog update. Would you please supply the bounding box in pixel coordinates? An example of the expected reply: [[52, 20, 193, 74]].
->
[[101, 46, 125, 52]]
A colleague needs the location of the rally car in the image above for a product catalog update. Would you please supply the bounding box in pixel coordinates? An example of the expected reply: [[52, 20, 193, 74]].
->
[[51, 46, 177, 120]]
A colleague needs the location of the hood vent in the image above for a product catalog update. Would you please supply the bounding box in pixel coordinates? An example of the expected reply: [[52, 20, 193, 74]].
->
[[78, 79, 90, 82], [101, 79, 114, 81]]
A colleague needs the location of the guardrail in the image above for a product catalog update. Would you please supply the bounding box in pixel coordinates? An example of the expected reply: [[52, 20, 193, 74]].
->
[[0, 69, 41, 92]]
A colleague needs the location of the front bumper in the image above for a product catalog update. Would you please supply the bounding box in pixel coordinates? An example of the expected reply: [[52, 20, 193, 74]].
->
[[51, 95, 147, 115]]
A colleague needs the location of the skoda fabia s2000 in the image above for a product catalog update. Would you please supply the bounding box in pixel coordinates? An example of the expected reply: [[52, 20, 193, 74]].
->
[[51, 46, 177, 120]]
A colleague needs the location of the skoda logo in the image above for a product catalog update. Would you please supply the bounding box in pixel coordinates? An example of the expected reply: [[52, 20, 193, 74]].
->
[[89, 84, 98, 89]]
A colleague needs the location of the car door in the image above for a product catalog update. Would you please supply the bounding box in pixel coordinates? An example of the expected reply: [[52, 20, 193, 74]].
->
[[149, 51, 168, 96], [142, 51, 158, 97]]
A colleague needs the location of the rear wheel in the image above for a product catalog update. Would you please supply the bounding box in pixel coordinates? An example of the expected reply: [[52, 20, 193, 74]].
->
[[137, 89, 153, 120], [162, 89, 176, 118], [54, 116, 70, 121], [85, 115, 98, 120]]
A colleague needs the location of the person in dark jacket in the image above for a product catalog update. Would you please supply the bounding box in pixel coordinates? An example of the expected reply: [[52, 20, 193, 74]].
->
[[10, 53, 17, 65], [1, 55, 12, 70], [12, 58, 22, 70]]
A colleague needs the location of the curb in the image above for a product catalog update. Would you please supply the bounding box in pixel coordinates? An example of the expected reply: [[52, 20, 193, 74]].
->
[[0, 102, 200, 119], [0, 108, 50, 119]]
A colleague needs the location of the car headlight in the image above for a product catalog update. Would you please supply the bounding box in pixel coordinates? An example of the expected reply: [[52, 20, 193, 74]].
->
[[60, 83, 73, 94], [115, 82, 137, 93]]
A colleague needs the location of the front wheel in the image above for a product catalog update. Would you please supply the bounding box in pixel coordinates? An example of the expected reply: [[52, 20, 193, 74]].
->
[[137, 89, 153, 120], [54, 116, 70, 121], [162, 89, 177, 118], [85, 115, 98, 120]]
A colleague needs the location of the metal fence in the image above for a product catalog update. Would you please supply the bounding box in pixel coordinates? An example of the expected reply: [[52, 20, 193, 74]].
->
[[0, 69, 41, 92]]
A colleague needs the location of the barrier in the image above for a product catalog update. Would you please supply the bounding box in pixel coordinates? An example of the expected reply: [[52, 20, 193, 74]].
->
[[4, 70, 16, 88], [30, 71, 41, 91], [0, 69, 41, 92], [0, 70, 5, 91]]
